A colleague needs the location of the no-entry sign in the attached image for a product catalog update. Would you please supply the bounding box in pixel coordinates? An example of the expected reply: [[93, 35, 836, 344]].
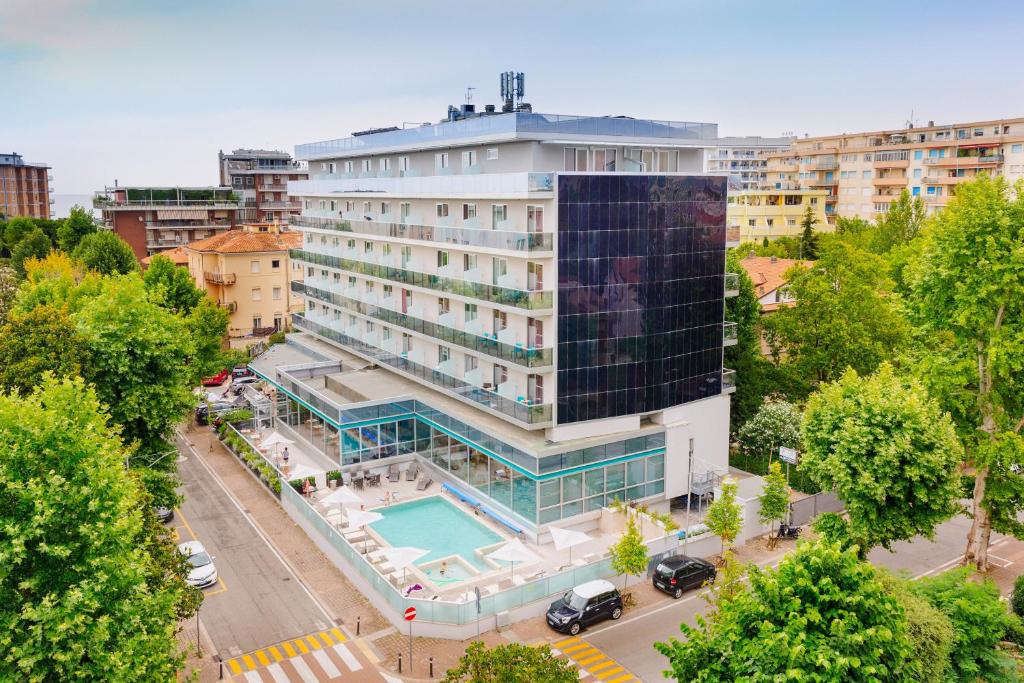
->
[[404, 607, 417, 621]]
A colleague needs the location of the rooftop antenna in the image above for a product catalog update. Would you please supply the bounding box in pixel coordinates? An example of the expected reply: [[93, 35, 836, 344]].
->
[[465, 86, 476, 103], [500, 71, 525, 112]]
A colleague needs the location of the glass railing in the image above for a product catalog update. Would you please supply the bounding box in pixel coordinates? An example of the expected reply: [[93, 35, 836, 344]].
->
[[293, 281, 552, 367], [293, 313, 552, 424], [723, 321, 738, 346], [722, 368, 736, 393], [725, 272, 740, 297], [290, 215, 552, 253], [291, 249, 552, 310]]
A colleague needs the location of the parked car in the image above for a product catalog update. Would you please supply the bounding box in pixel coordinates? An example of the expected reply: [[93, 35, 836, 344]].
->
[[154, 505, 174, 523], [652, 555, 716, 599], [195, 399, 245, 425], [232, 366, 254, 379], [201, 369, 230, 387], [546, 579, 622, 635], [177, 540, 218, 588], [232, 375, 259, 387]]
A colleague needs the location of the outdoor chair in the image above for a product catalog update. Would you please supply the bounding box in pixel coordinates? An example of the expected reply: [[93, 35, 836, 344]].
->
[[405, 461, 419, 481], [387, 464, 400, 482], [416, 476, 433, 491], [367, 472, 382, 487]]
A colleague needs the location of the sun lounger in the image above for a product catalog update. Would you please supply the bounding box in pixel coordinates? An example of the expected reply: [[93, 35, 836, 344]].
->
[[416, 476, 433, 491], [405, 461, 419, 481], [387, 464, 401, 482], [367, 550, 386, 563], [483, 583, 500, 596], [572, 557, 587, 567]]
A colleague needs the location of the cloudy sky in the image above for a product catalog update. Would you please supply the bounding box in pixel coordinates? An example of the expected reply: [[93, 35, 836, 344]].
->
[[3, 0, 1023, 194]]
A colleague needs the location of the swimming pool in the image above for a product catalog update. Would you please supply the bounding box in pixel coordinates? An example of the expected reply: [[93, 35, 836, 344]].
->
[[370, 496, 502, 571]]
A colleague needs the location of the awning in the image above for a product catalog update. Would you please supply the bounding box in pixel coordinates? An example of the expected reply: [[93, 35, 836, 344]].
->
[[157, 209, 208, 220]]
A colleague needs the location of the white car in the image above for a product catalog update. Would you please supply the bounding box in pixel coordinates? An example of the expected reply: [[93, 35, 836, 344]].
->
[[178, 540, 218, 588]]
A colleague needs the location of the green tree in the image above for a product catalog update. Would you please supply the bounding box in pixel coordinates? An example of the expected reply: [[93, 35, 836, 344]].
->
[[10, 227, 51, 278], [736, 399, 803, 465], [725, 250, 772, 429], [3, 215, 37, 253], [903, 175, 1024, 571], [56, 204, 98, 252], [73, 230, 139, 275], [183, 297, 229, 384], [442, 641, 577, 683], [143, 253, 204, 314], [877, 572, 955, 683], [0, 304, 92, 394], [655, 540, 914, 682], [799, 204, 820, 259], [757, 461, 789, 548], [0, 266, 16, 327], [873, 189, 926, 254], [609, 512, 648, 590], [911, 568, 1018, 683], [0, 377, 197, 680], [801, 364, 962, 555], [705, 477, 742, 558], [762, 239, 908, 396]]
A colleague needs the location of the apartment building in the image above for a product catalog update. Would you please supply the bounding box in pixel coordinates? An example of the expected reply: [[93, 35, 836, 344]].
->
[[729, 188, 830, 242], [705, 136, 793, 190], [0, 153, 52, 219], [251, 100, 740, 534], [185, 223, 304, 338], [93, 185, 242, 260], [765, 117, 1024, 220], [218, 149, 308, 223]]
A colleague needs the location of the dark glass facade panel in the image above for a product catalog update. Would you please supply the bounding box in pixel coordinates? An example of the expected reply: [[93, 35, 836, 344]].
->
[[556, 174, 726, 424]]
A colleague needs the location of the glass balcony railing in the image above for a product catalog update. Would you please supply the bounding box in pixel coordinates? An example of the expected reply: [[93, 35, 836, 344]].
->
[[722, 368, 736, 394], [291, 215, 552, 253], [293, 281, 552, 367], [725, 272, 740, 297], [292, 313, 552, 425], [291, 248, 553, 311], [723, 321, 738, 346]]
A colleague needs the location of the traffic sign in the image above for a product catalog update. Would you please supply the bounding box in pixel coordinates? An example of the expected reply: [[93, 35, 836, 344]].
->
[[779, 447, 798, 465], [404, 607, 417, 621]]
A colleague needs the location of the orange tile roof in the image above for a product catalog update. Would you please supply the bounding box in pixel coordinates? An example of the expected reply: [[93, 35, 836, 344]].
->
[[186, 228, 301, 254], [738, 254, 812, 300], [142, 246, 189, 267]]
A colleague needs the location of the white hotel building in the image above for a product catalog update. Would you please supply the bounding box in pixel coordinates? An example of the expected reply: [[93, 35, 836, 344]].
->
[[254, 107, 739, 536]]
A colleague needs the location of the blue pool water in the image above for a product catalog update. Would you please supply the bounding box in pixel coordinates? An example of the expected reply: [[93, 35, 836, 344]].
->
[[370, 496, 502, 570]]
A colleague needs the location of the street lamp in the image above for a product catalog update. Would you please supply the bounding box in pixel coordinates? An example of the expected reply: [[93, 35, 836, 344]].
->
[[124, 449, 179, 471]]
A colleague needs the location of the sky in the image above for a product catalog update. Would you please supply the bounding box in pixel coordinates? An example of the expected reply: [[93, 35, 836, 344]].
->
[[3, 0, 1023, 195]]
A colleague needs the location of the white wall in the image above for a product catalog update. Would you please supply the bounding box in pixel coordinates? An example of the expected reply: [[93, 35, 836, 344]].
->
[[655, 394, 731, 500]]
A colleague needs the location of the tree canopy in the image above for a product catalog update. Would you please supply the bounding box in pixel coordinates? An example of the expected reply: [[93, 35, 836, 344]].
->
[[143, 253, 204, 314], [799, 204, 820, 259], [0, 304, 92, 394], [73, 230, 139, 275], [443, 641, 578, 683], [609, 512, 648, 589], [801, 364, 961, 554], [11, 227, 52, 278], [705, 477, 743, 557], [56, 204, 98, 252], [725, 249, 772, 429]]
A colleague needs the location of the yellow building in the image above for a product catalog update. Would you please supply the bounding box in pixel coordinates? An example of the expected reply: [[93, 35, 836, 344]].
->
[[186, 223, 304, 339], [728, 188, 830, 243]]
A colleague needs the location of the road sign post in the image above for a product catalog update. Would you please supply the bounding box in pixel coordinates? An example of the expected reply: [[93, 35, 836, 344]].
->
[[779, 447, 799, 525], [404, 606, 416, 673]]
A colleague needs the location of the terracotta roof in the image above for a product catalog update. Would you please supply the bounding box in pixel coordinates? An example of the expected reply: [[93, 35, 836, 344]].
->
[[186, 228, 301, 254], [142, 246, 189, 267], [738, 254, 812, 299]]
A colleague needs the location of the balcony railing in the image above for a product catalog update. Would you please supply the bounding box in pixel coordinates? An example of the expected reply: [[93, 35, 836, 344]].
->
[[725, 272, 740, 297], [290, 215, 553, 254], [258, 184, 289, 192], [723, 321, 738, 346], [722, 368, 736, 394], [258, 201, 302, 209], [204, 271, 236, 285], [293, 313, 552, 425], [219, 301, 237, 313], [979, 154, 1005, 163], [291, 248, 552, 310], [93, 197, 239, 209], [293, 281, 551, 368]]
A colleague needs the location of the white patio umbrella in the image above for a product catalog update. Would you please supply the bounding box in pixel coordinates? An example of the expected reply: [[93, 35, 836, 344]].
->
[[318, 485, 363, 507], [381, 546, 429, 586], [486, 537, 540, 580], [287, 463, 322, 483], [261, 431, 293, 449], [549, 526, 593, 568], [345, 508, 384, 554]]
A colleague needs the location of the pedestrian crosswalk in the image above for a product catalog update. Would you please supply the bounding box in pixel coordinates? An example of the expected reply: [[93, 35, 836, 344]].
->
[[225, 628, 378, 682], [545, 636, 639, 683]]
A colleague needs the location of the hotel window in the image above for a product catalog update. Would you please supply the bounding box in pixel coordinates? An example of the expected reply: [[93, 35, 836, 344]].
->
[[657, 150, 678, 172], [380, 157, 391, 172], [272, 287, 281, 300], [436, 251, 450, 268], [439, 346, 451, 364], [974, 128, 984, 137], [345, 200, 354, 212], [463, 203, 477, 220], [329, 200, 336, 211], [250, 260, 260, 273], [400, 202, 411, 221], [486, 148, 498, 160], [253, 316, 262, 329], [348, 276, 356, 287], [914, 150, 923, 160], [363, 201, 372, 214], [492, 257, 508, 285], [527, 206, 544, 232], [465, 355, 478, 372], [319, 200, 326, 210], [1013, 144, 1023, 153], [461, 150, 477, 168], [383, 284, 393, 299], [381, 201, 391, 215], [399, 156, 410, 173], [361, 159, 371, 172], [747, 219, 755, 227], [232, 177, 243, 187], [435, 152, 449, 170], [862, 170, 872, 179], [491, 204, 508, 229], [464, 303, 478, 321], [328, 162, 337, 174], [463, 253, 477, 272], [347, 239, 356, 249], [564, 147, 588, 172], [344, 161, 354, 174], [863, 154, 872, 162], [251, 287, 262, 301], [913, 168, 922, 179], [438, 297, 450, 315], [436, 203, 449, 218], [306, 233, 313, 244], [320, 162, 327, 171], [593, 148, 617, 172], [382, 243, 392, 258], [401, 246, 412, 267]]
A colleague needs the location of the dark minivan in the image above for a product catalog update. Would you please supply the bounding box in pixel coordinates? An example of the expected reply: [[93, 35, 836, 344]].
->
[[652, 555, 716, 599], [546, 579, 622, 635]]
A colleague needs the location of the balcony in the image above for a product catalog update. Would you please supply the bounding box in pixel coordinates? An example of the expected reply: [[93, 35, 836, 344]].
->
[[293, 281, 551, 368], [258, 184, 289, 192], [872, 176, 908, 187], [204, 271, 236, 285], [725, 272, 739, 298], [801, 158, 837, 170], [922, 175, 965, 185], [287, 172, 555, 200], [219, 301, 237, 313], [873, 158, 909, 169], [93, 196, 239, 210], [979, 154, 1005, 163], [258, 200, 302, 210], [722, 368, 736, 394], [922, 195, 946, 204], [292, 249, 552, 310], [924, 156, 1001, 168], [292, 313, 552, 426], [723, 321, 738, 347]]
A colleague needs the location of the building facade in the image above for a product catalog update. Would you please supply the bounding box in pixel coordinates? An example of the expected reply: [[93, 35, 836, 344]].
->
[[185, 223, 304, 338], [728, 188, 830, 242], [705, 136, 792, 190], [93, 185, 242, 260], [254, 108, 739, 534], [218, 149, 308, 223], [0, 153, 52, 219], [765, 117, 1024, 221]]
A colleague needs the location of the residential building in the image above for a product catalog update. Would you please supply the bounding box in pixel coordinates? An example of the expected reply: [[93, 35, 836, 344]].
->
[[728, 188, 830, 242], [253, 95, 739, 535], [765, 117, 1024, 220], [0, 153, 52, 219], [141, 245, 189, 269], [185, 223, 304, 339], [737, 254, 809, 313], [705, 136, 793, 190], [93, 185, 242, 260], [218, 149, 308, 223]]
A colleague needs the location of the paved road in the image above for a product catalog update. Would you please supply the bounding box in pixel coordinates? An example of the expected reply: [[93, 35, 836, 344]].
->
[[172, 432, 335, 659], [581, 516, 1022, 682]]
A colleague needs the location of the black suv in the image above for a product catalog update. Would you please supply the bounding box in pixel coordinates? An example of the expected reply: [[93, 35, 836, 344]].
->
[[546, 579, 623, 635], [652, 555, 716, 599]]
